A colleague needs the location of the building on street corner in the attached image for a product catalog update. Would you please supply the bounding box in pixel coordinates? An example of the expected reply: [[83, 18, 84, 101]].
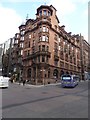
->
[[22, 5, 82, 84]]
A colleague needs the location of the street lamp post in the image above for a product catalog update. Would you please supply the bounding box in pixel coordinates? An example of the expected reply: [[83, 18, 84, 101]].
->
[[40, 69, 45, 85]]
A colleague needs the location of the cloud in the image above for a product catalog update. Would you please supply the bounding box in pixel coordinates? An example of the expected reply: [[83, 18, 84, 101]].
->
[[84, 8, 88, 16], [0, 5, 22, 44], [47, 0, 88, 41], [0, 0, 49, 2], [48, 0, 76, 16]]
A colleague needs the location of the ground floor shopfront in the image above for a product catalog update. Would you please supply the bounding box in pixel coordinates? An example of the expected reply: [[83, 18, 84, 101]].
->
[[23, 63, 81, 85]]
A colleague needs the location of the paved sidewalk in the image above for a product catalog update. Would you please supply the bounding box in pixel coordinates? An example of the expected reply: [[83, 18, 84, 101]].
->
[[14, 79, 89, 88], [14, 82, 61, 88]]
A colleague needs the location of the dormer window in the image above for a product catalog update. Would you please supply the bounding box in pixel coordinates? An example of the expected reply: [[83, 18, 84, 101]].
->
[[43, 10, 47, 16], [48, 11, 51, 16], [39, 10, 42, 16]]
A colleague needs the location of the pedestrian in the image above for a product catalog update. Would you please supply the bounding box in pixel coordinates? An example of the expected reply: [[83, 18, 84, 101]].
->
[[19, 80, 21, 85], [23, 79, 26, 86]]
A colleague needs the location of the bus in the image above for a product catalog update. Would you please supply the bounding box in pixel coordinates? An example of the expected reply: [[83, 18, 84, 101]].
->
[[0, 76, 9, 88], [61, 74, 79, 88]]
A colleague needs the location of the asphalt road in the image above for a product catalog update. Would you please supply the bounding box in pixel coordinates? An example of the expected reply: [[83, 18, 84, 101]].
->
[[1, 81, 88, 118]]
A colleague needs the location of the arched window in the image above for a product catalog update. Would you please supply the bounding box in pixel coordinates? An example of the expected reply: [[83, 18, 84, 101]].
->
[[53, 69, 58, 78], [66, 71, 69, 74]]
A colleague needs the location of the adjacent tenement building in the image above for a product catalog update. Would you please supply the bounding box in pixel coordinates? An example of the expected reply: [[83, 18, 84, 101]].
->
[[80, 36, 90, 80]]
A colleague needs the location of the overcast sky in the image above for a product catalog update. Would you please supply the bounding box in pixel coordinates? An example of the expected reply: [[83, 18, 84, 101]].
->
[[0, 0, 88, 44]]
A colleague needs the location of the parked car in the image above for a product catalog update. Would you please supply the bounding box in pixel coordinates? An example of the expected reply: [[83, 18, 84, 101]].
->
[[0, 76, 9, 88]]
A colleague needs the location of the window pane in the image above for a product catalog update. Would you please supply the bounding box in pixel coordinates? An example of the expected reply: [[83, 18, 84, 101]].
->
[[46, 27, 49, 32], [43, 10, 47, 16], [48, 11, 51, 16], [21, 50, 23, 55], [38, 56, 40, 62], [40, 11, 42, 16], [42, 45, 45, 51], [46, 36, 49, 42], [39, 36, 42, 41], [43, 26, 46, 32], [46, 46, 49, 51], [42, 36, 46, 41], [29, 34, 31, 38], [42, 56, 45, 62], [39, 45, 41, 51], [40, 27, 42, 32]]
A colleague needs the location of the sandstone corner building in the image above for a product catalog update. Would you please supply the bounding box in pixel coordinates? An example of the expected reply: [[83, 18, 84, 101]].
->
[[22, 5, 82, 84]]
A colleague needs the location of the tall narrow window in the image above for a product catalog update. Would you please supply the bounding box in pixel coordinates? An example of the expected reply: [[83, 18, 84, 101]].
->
[[28, 41, 30, 47], [46, 36, 49, 42], [33, 32, 36, 38], [42, 56, 45, 62], [48, 11, 51, 16], [39, 45, 41, 51], [32, 40, 35, 46], [46, 27, 49, 32], [43, 10, 47, 16], [46, 56, 49, 62], [38, 56, 40, 62], [21, 50, 23, 55], [39, 36, 42, 41], [29, 34, 31, 39], [46, 46, 49, 51], [40, 27, 42, 32], [21, 37, 24, 41], [54, 34, 57, 40], [40, 10, 42, 16], [42, 36, 46, 41], [42, 45, 45, 51], [43, 26, 46, 32]]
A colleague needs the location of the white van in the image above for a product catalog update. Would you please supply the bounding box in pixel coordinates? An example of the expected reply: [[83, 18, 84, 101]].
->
[[0, 76, 9, 88]]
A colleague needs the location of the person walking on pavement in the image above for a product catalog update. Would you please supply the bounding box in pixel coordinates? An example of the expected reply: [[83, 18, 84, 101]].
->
[[23, 79, 26, 86]]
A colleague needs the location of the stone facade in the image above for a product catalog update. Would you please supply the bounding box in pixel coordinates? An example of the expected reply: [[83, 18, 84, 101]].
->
[[22, 5, 82, 84]]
